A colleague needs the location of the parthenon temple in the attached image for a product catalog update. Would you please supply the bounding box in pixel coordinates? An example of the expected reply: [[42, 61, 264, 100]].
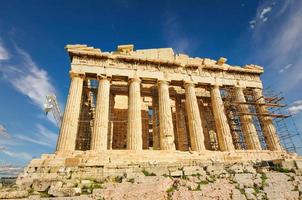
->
[[17, 44, 298, 188], [56, 44, 283, 153]]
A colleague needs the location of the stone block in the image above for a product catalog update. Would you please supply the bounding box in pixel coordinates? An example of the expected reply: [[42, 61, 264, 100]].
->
[[48, 186, 81, 197], [169, 170, 182, 177], [295, 160, 302, 170], [183, 166, 205, 176], [206, 163, 224, 175], [233, 174, 254, 188], [32, 180, 51, 192], [65, 158, 80, 167]]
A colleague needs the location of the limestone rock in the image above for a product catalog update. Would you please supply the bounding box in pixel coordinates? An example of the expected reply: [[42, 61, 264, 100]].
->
[[0, 190, 29, 199], [32, 179, 51, 192], [233, 173, 254, 188], [264, 172, 299, 200], [91, 177, 173, 200], [244, 188, 255, 200]]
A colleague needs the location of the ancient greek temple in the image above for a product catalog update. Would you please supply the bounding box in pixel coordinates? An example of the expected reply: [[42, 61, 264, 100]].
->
[[18, 44, 298, 190], [56, 44, 283, 153]]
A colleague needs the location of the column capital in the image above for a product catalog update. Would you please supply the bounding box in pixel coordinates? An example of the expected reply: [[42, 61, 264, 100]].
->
[[129, 76, 141, 83], [69, 71, 85, 78], [212, 84, 221, 89], [184, 81, 195, 88], [158, 79, 170, 85], [97, 74, 111, 81]]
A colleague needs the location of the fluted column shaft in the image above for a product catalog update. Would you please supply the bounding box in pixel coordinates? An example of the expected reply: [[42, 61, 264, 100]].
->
[[127, 77, 143, 150], [91, 77, 110, 151], [253, 88, 283, 151], [211, 85, 235, 151], [234, 87, 261, 150], [56, 73, 84, 152], [158, 80, 176, 150], [184, 83, 205, 151]]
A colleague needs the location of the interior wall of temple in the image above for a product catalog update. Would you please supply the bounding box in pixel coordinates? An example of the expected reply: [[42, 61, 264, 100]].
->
[[76, 80, 93, 151], [112, 95, 128, 149]]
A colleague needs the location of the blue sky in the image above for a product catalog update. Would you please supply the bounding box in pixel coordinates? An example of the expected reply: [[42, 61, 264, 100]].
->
[[0, 0, 302, 167]]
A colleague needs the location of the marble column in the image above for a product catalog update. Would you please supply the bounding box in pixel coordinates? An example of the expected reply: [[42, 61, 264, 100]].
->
[[158, 80, 176, 150], [253, 88, 283, 151], [56, 72, 84, 152], [184, 82, 205, 151], [90, 76, 110, 151], [234, 87, 262, 150], [127, 77, 143, 150], [210, 85, 235, 151]]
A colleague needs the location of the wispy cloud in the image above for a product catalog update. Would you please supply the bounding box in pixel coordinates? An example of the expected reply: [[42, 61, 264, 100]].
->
[[9, 46, 56, 109], [249, 3, 274, 29], [289, 100, 302, 115], [0, 41, 58, 125], [279, 63, 292, 73], [15, 124, 57, 148], [2, 149, 32, 160], [0, 124, 10, 139], [0, 165, 23, 177], [0, 42, 9, 60], [249, 1, 302, 92], [259, 6, 272, 21]]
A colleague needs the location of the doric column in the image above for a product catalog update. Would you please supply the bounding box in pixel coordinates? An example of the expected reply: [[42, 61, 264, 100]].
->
[[184, 82, 205, 151], [158, 80, 176, 150], [253, 88, 283, 151], [234, 87, 261, 150], [210, 85, 235, 151], [127, 77, 143, 150], [56, 72, 84, 152], [90, 76, 110, 151]]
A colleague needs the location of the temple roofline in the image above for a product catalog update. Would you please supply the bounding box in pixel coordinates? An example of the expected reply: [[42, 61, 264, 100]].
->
[[65, 44, 264, 75]]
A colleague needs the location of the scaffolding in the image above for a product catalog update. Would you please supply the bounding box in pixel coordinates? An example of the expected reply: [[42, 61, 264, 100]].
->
[[223, 86, 302, 153]]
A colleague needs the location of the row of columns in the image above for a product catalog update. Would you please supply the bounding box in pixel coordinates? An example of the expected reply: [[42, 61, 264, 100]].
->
[[56, 73, 283, 153]]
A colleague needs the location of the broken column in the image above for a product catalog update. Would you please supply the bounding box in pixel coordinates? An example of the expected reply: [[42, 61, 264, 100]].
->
[[158, 80, 176, 150], [211, 85, 235, 151], [184, 82, 205, 151], [56, 72, 84, 152], [90, 76, 110, 151], [127, 77, 143, 150]]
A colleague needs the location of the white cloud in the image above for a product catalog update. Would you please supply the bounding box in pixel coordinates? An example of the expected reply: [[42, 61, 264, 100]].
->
[[10, 46, 56, 110], [15, 124, 57, 148], [289, 100, 302, 114], [2, 150, 32, 160], [250, 1, 302, 92], [0, 43, 9, 60], [249, 20, 256, 29], [260, 6, 272, 20], [279, 63, 293, 73], [249, 4, 274, 29], [0, 124, 10, 139], [0, 43, 59, 125], [0, 165, 23, 177]]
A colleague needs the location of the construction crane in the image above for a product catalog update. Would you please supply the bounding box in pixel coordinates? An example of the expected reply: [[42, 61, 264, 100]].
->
[[44, 95, 62, 128]]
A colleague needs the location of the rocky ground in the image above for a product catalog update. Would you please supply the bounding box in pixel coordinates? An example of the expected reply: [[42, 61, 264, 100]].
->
[[1, 160, 302, 200]]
